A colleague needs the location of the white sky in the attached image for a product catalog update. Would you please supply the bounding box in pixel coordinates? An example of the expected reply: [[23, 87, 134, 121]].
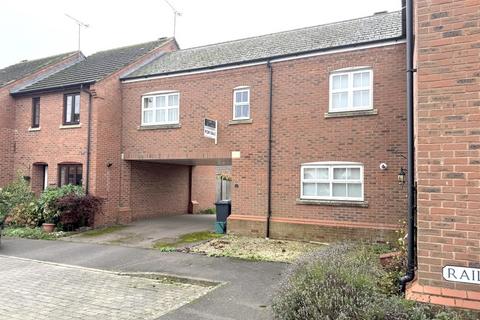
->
[[0, 0, 401, 68]]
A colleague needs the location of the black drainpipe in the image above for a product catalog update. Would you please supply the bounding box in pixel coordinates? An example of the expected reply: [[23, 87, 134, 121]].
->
[[188, 165, 193, 214], [400, 0, 417, 293], [82, 86, 93, 195], [265, 61, 273, 239]]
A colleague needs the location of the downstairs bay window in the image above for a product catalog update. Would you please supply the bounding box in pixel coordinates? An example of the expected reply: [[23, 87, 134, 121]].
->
[[301, 162, 364, 201]]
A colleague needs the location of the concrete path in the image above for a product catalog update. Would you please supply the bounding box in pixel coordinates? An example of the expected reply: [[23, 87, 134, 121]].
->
[[62, 214, 216, 248], [0, 238, 286, 320]]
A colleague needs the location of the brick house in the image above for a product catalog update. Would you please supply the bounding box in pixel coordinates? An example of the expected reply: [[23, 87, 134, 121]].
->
[[120, 11, 408, 242], [0, 51, 84, 187], [4, 38, 189, 225]]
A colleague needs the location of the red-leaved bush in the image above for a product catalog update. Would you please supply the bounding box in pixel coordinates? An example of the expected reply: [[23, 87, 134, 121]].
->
[[56, 194, 102, 230]]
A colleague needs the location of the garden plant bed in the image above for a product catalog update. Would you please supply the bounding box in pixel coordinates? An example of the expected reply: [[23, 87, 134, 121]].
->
[[3, 227, 70, 240], [190, 235, 323, 262]]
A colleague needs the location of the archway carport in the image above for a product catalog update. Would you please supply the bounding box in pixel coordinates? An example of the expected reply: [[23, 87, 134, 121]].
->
[[122, 156, 231, 222]]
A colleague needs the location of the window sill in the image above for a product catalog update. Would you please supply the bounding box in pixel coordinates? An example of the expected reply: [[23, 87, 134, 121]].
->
[[228, 119, 253, 125], [138, 123, 181, 130], [28, 127, 41, 132], [324, 109, 378, 118], [296, 198, 369, 208], [59, 123, 82, 129]]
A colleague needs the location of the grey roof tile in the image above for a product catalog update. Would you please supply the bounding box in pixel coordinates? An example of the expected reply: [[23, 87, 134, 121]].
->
[[0, 52, 76, 88], [16, 38, 171, 94], [125, 11, 404, 79]]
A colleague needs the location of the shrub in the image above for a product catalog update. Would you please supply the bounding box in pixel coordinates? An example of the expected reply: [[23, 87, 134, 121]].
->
[[6, 201, 39, 227], [272, 243, 469, 320], [37, 185, 84, 224], [56, 194, 102, 230], [272, 243, 383, 319], [0, 175, 35, 223]]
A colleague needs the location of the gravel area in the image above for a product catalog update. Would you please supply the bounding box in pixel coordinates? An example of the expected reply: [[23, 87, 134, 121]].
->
[[190, 235, 323, 262]]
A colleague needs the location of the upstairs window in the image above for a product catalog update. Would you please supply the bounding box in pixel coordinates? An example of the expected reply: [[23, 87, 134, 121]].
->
[[233, 87, 250, 120], [31, 97, 40, 128], [58, 164, 82, 186], [301, 162, 364, 201], [329, 68, 373, 112], [64, 93, 80, 125], [142, 92, 179, 126]]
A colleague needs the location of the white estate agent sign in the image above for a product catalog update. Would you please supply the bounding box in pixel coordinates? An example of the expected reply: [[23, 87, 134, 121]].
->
[[443, 266, 480, 285], [204, 118, 218, 144]]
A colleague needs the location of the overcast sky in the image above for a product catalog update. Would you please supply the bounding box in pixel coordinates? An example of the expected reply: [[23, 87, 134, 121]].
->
[[0, 0, 401, 68]]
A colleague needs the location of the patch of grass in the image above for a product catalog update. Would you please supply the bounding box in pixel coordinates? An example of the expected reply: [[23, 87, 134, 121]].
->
[[152, 231, 223, 251], [179, 231, 223, 243], [198, 208, 216, 215], [3, 227, 69, 240], [80, 225, 127, 237]]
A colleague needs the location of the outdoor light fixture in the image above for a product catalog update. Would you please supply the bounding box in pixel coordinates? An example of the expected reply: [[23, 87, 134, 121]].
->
[[398, 167, 406, 185]]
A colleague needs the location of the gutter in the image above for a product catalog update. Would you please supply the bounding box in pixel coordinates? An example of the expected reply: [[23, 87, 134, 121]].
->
[[81, 85, 93, 195], [265, 61, 273, 239], [121, 37, 406, 82], [400, 0, 417, 293], [11, 82, 96, 97]]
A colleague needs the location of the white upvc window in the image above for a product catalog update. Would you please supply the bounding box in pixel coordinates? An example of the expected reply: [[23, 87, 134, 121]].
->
[[301, 162, 364, 201], [141, 92, 179, 126], [329, 68, 373, 112], [233, 87, 250, 120]]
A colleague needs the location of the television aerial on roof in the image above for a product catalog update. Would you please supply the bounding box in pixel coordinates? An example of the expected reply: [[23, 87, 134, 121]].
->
[[65, 14, 90, 51], [164, 0, 182, 38]]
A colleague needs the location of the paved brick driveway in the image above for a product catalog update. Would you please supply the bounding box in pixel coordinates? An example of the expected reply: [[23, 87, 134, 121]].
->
[[0, 255, 216, 320]]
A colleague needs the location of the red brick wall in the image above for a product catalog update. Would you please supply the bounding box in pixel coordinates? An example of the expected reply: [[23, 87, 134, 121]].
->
[[270, 44, 407, 228], [130, 161, 190, 219], [122, 42, 407, 240], [192, 166, 216, 211], [13, 91, 89, 188], [409, 0, 480, 310], [0, 92, 15, 186]]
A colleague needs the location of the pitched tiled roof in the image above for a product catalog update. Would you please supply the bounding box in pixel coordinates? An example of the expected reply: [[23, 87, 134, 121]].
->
[[0, 52, 77, 88], [16, 38, 171, 94], [125, 11, 404, 79]]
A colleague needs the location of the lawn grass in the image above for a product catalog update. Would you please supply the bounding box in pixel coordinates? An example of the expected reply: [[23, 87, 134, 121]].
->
[[80, 225, 127, 237], [152, 231, 223, 251]]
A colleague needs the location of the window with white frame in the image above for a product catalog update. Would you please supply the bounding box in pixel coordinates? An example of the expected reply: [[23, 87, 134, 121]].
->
[[233, 87, 250, 120], [142, 92, 179, 125], [301, 163, 364, 201], [329, 68, 373, 112]]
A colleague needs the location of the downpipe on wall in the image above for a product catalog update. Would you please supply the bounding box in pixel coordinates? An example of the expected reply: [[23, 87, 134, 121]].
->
[[399, 0, 417, 293]]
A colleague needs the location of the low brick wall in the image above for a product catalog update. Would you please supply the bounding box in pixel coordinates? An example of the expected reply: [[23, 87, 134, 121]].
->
[[228, 215, 399, 242], [407, 281, 480, 311]]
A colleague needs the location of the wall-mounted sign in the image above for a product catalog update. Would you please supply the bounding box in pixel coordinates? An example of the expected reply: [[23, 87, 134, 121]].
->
[[443, 266, 480, 285], [204, 118, 217, 144]]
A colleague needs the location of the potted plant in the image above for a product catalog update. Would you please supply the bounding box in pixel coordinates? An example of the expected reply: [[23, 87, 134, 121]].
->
[[41, 207, 58, 233]]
